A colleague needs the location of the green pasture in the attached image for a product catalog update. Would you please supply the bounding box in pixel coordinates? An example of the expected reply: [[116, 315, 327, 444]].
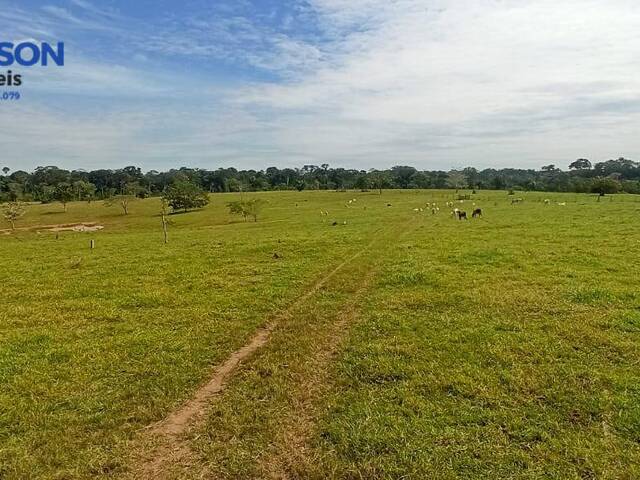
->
[[0, 190, 639, 479]]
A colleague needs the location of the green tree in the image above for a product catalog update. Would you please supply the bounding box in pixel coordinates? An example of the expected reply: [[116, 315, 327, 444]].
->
[[354, 175, 371, 191], [569, 158, 592, 171], [73, 180, 97, 202], [162, 178, 210, 212], [227, 199, 265, 222], [621, 180, 640, 194], [462, 167, 479, 188], [390, 166, 417, 189], [491, 176, 506, 190], [7, 182, 22, 201], [54, 183, 75, 212], [104, 183, 144, 215], [369, 171, 392, 194], [446, 171, 468, 190], [590, 177, 621, 195], [226, 178, 242, 193]]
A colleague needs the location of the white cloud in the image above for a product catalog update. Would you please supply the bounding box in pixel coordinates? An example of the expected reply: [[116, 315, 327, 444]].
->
[[226, 0, 640, 168], [2, 0, 640, 171], [23, 54, 173, 97]]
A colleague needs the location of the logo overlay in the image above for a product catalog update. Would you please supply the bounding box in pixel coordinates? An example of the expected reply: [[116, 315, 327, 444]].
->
[[0, 41, 64, 101]]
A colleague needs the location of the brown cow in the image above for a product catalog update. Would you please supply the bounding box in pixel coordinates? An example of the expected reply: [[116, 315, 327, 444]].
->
[[457, 210, 468, 220], [472, 208, 482, 218]]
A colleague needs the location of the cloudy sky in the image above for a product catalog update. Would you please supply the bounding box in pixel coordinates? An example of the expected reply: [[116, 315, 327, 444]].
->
[[0, 0, 639, 172]]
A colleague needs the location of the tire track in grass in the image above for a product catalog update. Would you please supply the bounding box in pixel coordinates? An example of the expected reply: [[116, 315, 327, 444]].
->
[[255, 223, 420, 479], [153, 248, 366, 437], [257, 264, 378, 480], [157, 239, 388, 480], [167, 221, 417, 479], [130, 238, 379, 479]]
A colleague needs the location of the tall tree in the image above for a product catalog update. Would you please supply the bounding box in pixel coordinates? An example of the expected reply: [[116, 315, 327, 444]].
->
[[54, 183, 75, 212], [72, 180, 97, 202], [391, 166, 417, 189], [446, 171, 468, 190], [569, 159, 592, 171], [369, 170, 392, 194]]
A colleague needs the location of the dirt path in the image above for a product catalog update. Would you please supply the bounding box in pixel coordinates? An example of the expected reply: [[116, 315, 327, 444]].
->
[[130, 246, 371, 479], [257, 265, 378, 479]]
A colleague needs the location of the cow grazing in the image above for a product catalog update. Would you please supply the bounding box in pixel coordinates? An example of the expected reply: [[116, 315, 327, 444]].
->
[[472, 208, 482, 218], [457, 210, 468, 220]]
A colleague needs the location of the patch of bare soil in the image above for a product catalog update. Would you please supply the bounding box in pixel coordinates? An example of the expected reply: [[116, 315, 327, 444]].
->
[[0, 222, 104, 234], [49, 223, 104, 232]]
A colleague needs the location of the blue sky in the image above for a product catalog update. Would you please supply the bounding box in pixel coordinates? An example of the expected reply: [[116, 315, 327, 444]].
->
[[1, 0, 639, 172]]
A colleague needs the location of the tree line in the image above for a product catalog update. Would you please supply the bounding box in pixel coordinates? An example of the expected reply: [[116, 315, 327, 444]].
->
[[1, 157, 639, 203]]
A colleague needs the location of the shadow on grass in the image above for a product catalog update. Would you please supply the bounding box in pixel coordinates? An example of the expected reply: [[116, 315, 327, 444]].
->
[[166, 208, 207, 216]]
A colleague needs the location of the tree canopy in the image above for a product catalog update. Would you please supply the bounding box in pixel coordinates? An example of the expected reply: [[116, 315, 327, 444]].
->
[[2, 158, 639, 204], [162, 176, 210, 212], [227, 199, 266, 222]]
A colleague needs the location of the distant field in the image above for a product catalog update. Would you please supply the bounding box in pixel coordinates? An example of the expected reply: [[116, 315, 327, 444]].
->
[[1, 190, 639, 479]]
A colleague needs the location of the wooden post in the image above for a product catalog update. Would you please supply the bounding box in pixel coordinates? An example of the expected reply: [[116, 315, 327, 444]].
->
[[160, 199, 169, 244], [90, 239, 95, 250], [162, 213, 168, 244]]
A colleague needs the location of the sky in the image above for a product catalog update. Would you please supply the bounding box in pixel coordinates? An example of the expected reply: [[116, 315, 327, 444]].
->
[[0, 0, 639, 172]]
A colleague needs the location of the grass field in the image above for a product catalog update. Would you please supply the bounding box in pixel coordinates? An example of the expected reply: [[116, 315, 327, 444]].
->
[[1, 190, 639, 479]]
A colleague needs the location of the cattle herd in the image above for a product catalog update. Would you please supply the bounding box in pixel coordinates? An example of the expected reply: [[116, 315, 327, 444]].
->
[[449, 202, 482, 221], [323, 198, 488, 225], [418, 201, 485, 221]]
